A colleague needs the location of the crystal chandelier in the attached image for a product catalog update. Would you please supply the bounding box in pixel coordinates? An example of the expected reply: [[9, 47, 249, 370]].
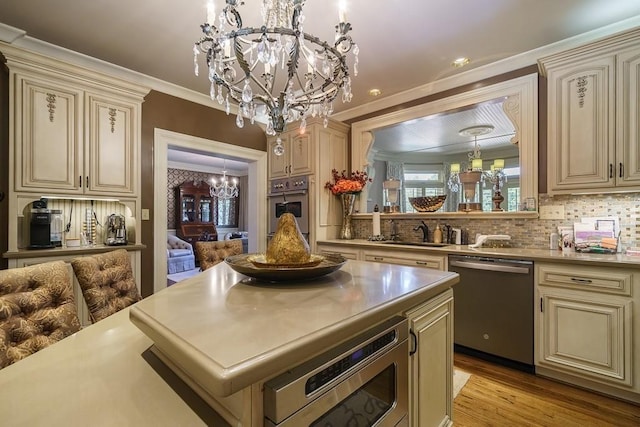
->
[[194, 0, 359, 156], [210, 160, 239, 199], [447, 125, 495, 211]]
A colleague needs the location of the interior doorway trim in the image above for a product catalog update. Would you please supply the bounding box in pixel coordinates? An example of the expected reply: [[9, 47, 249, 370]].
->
[[153, 128, 267, 294]]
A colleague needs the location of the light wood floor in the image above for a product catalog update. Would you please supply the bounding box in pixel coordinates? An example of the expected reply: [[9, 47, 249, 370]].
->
[[453, 352, 640, 426]]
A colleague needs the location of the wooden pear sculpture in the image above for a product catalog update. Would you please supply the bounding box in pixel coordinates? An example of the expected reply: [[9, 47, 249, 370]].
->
[[266, 213, 311, 264]]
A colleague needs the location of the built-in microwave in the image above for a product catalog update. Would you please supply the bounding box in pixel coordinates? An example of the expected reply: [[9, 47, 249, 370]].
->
[[264, 316, 409, 426]]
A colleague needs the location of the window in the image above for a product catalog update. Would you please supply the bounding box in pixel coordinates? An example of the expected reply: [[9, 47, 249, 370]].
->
[[214, 194, 239, 228]]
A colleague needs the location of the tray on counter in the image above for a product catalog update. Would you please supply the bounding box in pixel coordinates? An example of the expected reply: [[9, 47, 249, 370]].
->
[[225, 253, 347, 282]]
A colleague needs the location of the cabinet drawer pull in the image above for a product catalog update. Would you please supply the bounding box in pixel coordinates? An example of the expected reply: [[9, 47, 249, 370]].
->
[[373, 256, 384, 261], [415, 261, 429, 266], [571, 277, 592, 284]]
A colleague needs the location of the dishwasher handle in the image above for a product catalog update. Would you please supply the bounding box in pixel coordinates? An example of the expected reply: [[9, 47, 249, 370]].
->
[[449, 259, 531, 274]]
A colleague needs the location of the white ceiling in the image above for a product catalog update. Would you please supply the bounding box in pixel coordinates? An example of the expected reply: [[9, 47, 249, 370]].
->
[[2, 0, 640, 169]]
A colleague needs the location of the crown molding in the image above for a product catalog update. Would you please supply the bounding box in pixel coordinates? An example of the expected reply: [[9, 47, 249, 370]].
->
[[332, 15, 640, 122]]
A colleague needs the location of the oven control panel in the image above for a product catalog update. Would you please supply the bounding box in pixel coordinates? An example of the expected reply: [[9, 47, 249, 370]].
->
[[269, 176, 309, 193], [305, 329, 397, 394]]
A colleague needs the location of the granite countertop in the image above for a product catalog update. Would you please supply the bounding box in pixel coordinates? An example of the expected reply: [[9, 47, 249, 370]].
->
[[318, 239, 640, 268], [129, 259, 458, 397]]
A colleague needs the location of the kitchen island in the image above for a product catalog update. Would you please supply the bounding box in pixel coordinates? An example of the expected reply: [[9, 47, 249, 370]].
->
[[0, 258, 458, 426]]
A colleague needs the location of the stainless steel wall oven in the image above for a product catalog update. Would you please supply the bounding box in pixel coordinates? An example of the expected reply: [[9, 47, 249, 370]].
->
[[263, 316, 409, 427], [267, 176, 310, 241]]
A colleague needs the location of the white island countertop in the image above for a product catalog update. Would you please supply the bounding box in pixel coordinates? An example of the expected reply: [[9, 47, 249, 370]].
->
[[130, 259, 458, 398], [0, 259, 457, 425]]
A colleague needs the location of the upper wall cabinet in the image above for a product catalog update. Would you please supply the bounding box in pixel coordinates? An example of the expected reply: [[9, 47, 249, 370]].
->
[[539, 28, 640, 194], [2, 43, 148, 198], [268, 132, 313, 179]]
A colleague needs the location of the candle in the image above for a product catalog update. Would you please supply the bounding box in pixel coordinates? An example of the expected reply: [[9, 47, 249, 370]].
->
[[307, 53, 315, 74], [224, 39, 231, 57], [207, 1, 215, 25], [264, 62, 271, 74], [450, 163, 460, 174], [338, 0, 347, 22], [372, 205, 381, 236]]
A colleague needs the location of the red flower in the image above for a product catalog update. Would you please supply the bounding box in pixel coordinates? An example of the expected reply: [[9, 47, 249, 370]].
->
[[324, 169, 371, 195]]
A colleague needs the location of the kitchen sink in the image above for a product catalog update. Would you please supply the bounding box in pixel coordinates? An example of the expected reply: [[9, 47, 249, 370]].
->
[[382, 241, 450, 248]]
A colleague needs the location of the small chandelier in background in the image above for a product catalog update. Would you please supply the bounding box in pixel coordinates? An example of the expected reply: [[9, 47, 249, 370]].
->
[[194, 0, 359, 156], [448, 125, 495, 212], [210, 160, 239, 199]]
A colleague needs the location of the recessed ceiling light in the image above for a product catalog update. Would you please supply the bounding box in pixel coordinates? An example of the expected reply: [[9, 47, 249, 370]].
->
[[368, 88, 382, 97], [451, 57, 470, 68]]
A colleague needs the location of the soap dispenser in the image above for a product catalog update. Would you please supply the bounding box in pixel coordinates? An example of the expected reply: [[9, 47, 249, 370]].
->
[[433, 224, 443, 244]]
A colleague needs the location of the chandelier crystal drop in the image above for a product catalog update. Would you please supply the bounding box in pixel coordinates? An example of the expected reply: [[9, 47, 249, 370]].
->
[[194, 0, 358, 156], [210, 160, 239, 199]]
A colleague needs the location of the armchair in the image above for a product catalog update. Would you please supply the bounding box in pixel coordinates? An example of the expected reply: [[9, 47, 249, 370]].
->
[[167, 234, 196, 274]]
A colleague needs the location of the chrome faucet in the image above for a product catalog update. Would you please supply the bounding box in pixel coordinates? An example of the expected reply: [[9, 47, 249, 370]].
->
[[389, 219, 401, 241], [413, 221, 429, 242]]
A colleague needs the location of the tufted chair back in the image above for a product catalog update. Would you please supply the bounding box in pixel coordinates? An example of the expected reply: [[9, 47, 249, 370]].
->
[[0, 260, 81, 369], [71, 249, 141, 323], [194, 240, 243, 271]]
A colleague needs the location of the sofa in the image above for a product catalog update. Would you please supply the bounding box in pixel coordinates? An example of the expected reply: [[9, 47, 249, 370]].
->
[[167, 234, 196, 274]]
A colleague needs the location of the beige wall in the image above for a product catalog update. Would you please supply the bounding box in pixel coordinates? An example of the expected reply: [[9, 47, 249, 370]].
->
[[140, 90, 266, 296]]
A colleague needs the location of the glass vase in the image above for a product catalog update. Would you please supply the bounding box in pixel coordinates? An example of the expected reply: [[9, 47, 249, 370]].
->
[[339, 193, 356, 240]]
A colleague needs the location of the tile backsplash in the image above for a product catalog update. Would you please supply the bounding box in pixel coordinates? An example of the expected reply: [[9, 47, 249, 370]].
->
[[352, 193, 639, 250]]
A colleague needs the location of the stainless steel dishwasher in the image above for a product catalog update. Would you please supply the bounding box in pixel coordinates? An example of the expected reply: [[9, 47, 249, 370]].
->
[[448, 255, 534, 372]]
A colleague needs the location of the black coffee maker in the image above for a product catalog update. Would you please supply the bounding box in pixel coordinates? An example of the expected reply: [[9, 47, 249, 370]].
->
[[29, 199, 54, 249]]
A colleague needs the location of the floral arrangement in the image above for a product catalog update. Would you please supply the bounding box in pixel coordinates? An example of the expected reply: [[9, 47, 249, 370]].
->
[[325, 169, 371, 195]]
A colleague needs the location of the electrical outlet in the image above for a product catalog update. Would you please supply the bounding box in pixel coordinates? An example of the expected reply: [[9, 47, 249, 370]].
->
[[141, 209, 150, 220], [539, 205, 564, 220]]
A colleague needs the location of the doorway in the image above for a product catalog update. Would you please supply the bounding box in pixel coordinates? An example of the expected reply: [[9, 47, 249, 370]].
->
[[153, 128, 267, 294]]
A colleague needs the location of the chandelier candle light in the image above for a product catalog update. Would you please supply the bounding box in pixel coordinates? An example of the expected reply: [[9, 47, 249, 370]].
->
[[210, 159, 239, 199], [194, 0, 358, 156]]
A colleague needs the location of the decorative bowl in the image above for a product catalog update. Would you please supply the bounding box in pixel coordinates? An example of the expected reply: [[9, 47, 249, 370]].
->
[[225, 253, 346, 282], [409, 195, 447, 212]]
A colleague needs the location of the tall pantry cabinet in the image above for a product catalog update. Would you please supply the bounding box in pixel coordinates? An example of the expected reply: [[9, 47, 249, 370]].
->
[[267, 118, 349, 249], [539, 28, 640, 194]]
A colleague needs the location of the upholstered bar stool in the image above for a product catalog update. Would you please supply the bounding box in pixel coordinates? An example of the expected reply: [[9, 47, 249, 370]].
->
[[0, 260, 82, 369], [194, 239, 243, 271], [71, 249, 141, 323]]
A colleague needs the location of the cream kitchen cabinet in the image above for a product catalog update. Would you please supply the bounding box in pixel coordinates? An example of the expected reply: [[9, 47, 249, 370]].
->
[[540, 28, 640, 194], [267, 132, 313, 179], [268, 119, 350, 249], [405, 288, 454, 427], [363, 248, 447, 271], [316, 243, 362, 260], [535, 262, 639, 403], [12, 73, 141, 196]]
